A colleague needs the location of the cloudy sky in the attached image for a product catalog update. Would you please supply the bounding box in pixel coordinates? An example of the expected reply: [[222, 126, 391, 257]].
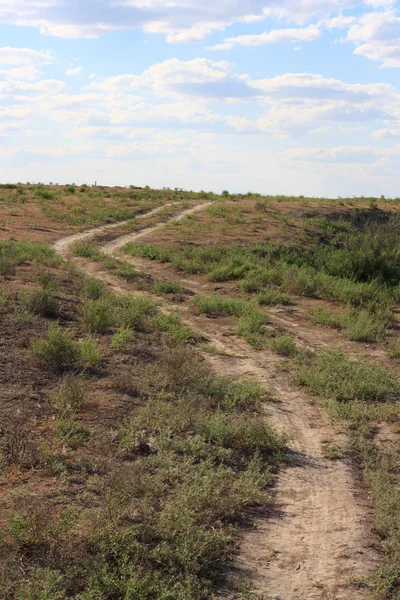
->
[[1, 0, 400, 196]]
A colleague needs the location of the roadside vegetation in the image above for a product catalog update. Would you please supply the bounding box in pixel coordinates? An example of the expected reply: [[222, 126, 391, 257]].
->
[[0, 239, 285, 599]]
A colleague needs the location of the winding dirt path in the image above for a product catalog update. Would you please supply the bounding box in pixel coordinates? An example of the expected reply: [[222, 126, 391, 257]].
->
[[53, 204, 380, 600]]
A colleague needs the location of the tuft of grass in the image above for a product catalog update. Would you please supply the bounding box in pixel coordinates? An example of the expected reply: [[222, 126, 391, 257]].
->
[[25, 288, 59, 318], [152, 280, 182, 295], [71, 242, 100, 260], [116, 295, 154, 329]]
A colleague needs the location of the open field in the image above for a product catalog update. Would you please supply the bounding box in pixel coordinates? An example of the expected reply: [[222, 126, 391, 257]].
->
[[1, 185, 400, 599]]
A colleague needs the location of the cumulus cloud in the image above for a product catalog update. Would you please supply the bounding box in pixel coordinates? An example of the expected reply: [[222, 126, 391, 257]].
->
[[346, 11, 400, 67]]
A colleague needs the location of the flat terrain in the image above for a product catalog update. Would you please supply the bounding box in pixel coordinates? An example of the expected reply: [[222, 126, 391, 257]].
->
[[0, 185, 399, 599]]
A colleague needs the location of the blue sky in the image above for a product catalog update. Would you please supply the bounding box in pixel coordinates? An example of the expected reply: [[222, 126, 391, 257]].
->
[[1, 1, 400, 196]]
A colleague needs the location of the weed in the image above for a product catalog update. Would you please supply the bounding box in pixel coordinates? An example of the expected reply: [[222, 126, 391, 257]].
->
[[152, 313, 195, 344]]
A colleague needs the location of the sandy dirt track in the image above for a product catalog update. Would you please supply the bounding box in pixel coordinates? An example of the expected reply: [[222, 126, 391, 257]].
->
[[54, 203, 380, 600]]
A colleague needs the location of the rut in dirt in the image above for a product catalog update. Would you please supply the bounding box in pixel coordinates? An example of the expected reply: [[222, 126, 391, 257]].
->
[[53, 203, 380, 600]]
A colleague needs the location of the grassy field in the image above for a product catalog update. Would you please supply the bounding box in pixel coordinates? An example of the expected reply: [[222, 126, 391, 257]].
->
[[1, 185, 400, 598]]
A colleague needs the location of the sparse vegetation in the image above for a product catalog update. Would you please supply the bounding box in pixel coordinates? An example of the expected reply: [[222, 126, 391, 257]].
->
[[1, 186, 400, 599]]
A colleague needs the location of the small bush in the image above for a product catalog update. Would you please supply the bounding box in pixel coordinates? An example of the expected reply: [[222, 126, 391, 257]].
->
[[269, 334, 297, 357], [153, 313, 195, 344], [81, 298, 115, 333], [53, 418, 88, 444], [194, 294, 247, 317], [80, 336, 101, 366], [309, 306, 344, 329], [116, 295, 154, 329], [345, 309, 387, 342], [31, 325, 81, 373], [152, 280, 182, 295]]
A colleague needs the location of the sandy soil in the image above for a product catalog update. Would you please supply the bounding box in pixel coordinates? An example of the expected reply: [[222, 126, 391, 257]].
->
[[53, 204, 381, 600]]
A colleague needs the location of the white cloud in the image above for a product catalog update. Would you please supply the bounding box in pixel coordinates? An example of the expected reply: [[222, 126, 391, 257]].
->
[[210, 24, 321, 50], [0, 46, 52, 66], [66, 66, 83, 76], [345, 11, 400, 67], [0, 0, 376, 42]]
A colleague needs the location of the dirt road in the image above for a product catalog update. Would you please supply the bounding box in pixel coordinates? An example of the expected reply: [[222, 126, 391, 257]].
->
[[54, 203, 380, 600]]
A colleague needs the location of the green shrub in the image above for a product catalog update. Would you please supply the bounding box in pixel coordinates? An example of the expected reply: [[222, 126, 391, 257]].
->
[[54, 418, 88, 444], [309, 306, 344, 329], [269, 334, 297, 357], [194, 294, 247, 317], [345, 308, 389, 342], [81, 298, 115, 333], [50, 375, 86, 418], [152, 280, 182, 295], [116, 295, 154, 329], [80, 336, 101, 366], [31, 325, 81, 373], [152, 313, 194, 344]]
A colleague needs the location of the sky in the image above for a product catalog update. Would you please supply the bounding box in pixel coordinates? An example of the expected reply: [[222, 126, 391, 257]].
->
[[1, 1, 400, 196]]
